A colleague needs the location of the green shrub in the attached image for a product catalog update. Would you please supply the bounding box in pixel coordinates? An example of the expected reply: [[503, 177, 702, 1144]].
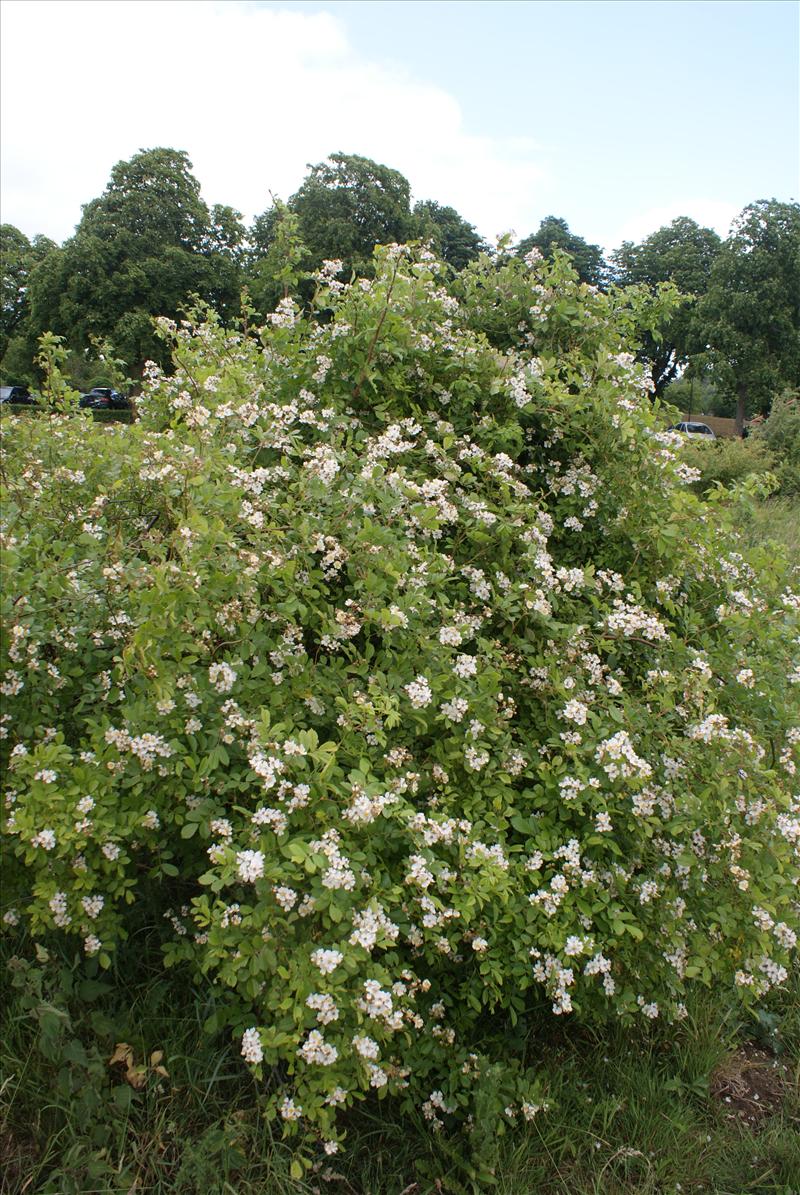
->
[[87, 408, 134, 424], [2, 246, 798, 1167], [677, 434, 775, 493], [0, 405, 133, 424], [756, 390, 800, 495], [0, 403, 40, 417]]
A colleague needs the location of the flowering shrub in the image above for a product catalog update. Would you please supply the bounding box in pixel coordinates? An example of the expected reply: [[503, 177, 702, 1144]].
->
[[2, 246, 798, 1162]]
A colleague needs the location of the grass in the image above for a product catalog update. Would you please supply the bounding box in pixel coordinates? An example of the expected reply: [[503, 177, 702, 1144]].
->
[[741, 497, 800, 561], [1, 932, 798, 1195]]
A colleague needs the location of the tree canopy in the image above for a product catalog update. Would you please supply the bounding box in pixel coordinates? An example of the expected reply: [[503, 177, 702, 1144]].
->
[[1, 146, 796, 431], [27, 149, 245, 372], [516, 216, 605, 287], [611, 217, 722, 397], [412, 199, 487, 271], [0, 225, 57, 374], [698, 200, 800, 427], [286, 152, 415, 276]]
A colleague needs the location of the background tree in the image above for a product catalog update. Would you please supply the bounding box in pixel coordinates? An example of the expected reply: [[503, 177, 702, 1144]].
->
[[286, 152, 414, 276], [1, 225, 57, 377], [611, 217, 721, 398], [516, 216, 605, 287], [412, 199, 487, 271], [698, 199, 800, 430], [27, 148, 244, 373]]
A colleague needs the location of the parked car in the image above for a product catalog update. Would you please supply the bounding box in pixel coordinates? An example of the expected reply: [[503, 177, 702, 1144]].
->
[[78, 387, 131, 411], [0, 385, 38, 406], [667, 421, 716, 438]]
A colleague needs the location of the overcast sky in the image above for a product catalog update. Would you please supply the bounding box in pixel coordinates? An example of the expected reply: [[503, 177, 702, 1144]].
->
[[1, 0, 797, 252]]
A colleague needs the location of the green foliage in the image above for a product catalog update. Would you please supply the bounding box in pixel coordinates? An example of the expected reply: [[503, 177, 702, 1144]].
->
[[676, 434, 775, 495], [0, 224, 58, 356], [457, 241, 678, 366], [35, 332, 82, 411], [741, 497, 800, 560], [27, 149, 246, 373], [3, 931, 797, 1193], [247, 200, 310, 318], [1, 224, 58, 383], [755, 390, 800, 496], [698, 200, 800, 425], [2, 244, 798, 1166], [286, 152, 415, 276], [516, 217, 605, 287], [664, 372, 732, 419], [413, 200, 488, 272], [611, 218, 722, 398]]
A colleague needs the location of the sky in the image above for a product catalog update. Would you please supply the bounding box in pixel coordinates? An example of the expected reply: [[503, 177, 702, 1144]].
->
[[1, 0, 797, 253]]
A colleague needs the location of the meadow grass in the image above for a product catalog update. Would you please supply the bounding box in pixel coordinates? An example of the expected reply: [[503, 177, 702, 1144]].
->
[[742, 497, 800, 561]]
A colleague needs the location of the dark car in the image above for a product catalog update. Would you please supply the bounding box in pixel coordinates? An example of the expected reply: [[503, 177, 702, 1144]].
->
[[0, 385, 38, 406], [78, 387, 131, 411]]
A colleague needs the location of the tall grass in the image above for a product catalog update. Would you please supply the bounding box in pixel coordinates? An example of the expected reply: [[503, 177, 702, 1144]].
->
[[742, 498, 800, 561]]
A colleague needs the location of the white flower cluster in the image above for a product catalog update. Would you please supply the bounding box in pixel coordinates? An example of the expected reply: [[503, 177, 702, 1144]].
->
[[81, 894, 104, 919], [352, 1034, 380, 1060], [269, 297, 297, 328], [405, 675, 433, 708], [49, 891, 71, 927], [562, 699, 589, 726], [358, 980, 403, 1030], [32, 829, 56, 850], [241, 1027, 263, 1064], [104, 727, 173, 771], [602, 598, 668, 642], [453, 653, 477, 679], [236, 849, 265, 883], [595, 731, 652, 781], [306, 992, 340, 1024], [311, 829, 356, 891], [311, 948, 344, 975], [349, 903, 400, 952], [208, 662, 237, 693], [531, 950, 575, 1015], [441, 697, 468, 722], [304, 445, 340, 486], [297, 1030, 338, 1066], [342, 788, 396, 826]]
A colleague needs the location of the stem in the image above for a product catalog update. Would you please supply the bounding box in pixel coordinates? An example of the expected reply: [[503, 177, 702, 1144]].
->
[[352, 259, 400, 402]]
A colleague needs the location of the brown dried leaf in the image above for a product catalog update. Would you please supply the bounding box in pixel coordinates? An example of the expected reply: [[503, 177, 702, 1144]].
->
[[109, 1043, 135, 1070], [126, 1066, 148, 1090]]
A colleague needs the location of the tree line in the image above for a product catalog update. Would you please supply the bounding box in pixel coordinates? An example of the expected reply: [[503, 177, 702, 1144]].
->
[[2, 147, 798, 425]]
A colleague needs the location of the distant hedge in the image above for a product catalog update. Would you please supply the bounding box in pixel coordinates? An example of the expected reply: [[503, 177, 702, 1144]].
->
[[0, 405, 134, 423]]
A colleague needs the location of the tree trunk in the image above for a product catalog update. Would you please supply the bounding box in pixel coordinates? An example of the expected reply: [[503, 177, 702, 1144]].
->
[[735, 383, 747, 435]]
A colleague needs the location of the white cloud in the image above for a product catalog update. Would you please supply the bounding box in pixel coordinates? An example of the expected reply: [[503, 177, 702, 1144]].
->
[[0, 0, 546, 243]]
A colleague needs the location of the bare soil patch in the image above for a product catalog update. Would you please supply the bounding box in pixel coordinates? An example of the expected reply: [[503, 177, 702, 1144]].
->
[[710, 1045, 796, 1127]]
